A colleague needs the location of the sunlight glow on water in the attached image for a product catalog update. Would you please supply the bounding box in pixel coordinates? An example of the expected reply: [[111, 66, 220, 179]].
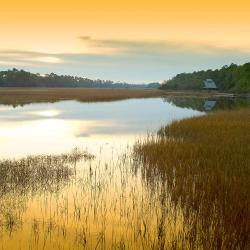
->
[[30, 109, 61, 117], [0, 98, 203, 158]]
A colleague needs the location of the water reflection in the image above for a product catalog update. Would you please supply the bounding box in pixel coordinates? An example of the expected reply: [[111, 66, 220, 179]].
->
[[0, 99, 202, 158], [164, 96, 250, 112], [203, 100, 217, 111], [30, 109, 61, 117]]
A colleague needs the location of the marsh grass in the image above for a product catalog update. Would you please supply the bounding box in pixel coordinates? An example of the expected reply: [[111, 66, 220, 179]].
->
[[134, 108, 250, 249], [0, 88, 164, 106], [0, 148, 94, 237], [0, 148, 94, 195], [0, 145, 186, 249]]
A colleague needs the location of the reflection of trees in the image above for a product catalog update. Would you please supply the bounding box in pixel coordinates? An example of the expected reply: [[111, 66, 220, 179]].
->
[[163, 96, 250, 112]]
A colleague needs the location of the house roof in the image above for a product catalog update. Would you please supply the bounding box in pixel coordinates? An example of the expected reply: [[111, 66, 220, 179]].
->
[[203, 79, 217, 89]]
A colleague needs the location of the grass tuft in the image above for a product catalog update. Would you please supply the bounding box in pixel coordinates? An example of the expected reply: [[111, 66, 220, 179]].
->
[[134, 108, 250, 249]]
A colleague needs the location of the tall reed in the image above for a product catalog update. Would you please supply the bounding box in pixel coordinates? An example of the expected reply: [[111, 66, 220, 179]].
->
[[134, 108, 250, 249]]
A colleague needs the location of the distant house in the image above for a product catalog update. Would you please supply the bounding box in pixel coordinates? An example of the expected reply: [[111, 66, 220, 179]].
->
[[203, 79, 217, 90]]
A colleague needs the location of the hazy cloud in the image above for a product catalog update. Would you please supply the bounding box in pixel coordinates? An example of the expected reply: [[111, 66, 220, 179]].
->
[[78, 36, 250, 56], [0, 38, 250, 82], [0, 50, 64, 66]]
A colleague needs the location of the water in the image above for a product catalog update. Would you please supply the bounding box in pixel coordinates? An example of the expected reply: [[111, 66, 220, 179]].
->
[[0, 98, 203, 158], [0, 96, 248, 249]]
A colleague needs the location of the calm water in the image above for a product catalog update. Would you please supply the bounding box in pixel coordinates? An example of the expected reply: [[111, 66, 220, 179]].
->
[[0, 96, 248, 249], [0, 98, 203, 158]]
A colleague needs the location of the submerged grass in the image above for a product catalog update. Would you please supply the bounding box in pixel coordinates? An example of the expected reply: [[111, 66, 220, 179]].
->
[[0, 148, 95, 240], [0, 148, 94, 195], [134, 108, 250, 249]]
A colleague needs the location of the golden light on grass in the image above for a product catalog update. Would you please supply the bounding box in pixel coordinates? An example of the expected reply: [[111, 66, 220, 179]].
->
[[134, 108, 250, 249]]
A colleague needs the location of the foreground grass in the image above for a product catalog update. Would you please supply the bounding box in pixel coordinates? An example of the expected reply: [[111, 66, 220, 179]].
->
[[0, 148, 94, 195], [134, 108, 250, 249], [0, 148, 94, 236], [0, 88, 164, 106], [0, 146, 181, 249]]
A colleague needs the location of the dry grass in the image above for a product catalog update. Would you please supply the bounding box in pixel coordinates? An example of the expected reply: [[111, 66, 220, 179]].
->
[[134, 108, 250, 249], [0, 148, 94, 195], [0, 148, 95, 239], [0, 88, 164, 106], [0, 146, 181, 249]]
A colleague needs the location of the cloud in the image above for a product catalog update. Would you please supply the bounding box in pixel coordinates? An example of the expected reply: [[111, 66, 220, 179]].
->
[[0, 50, 64, 66], [32, 56, 63, 64], [78, 36, 250, 56], [0, 60, 30, 66], [0, 38, 250, 82]]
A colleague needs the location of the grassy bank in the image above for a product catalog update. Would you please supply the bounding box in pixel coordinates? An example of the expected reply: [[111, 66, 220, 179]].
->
[[134, 108, 250, 249], [0, 88, 163, 106]]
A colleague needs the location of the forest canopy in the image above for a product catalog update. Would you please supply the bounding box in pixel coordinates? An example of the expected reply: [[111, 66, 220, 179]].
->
[[0, 68, 160, 89], [160, 63, 250, 92]]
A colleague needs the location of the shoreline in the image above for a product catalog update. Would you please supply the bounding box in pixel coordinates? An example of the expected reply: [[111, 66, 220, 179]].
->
[[0, 88, 248, 107]]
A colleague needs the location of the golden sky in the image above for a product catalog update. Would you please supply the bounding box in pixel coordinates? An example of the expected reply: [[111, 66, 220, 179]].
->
[[0, 0, 250, 81]]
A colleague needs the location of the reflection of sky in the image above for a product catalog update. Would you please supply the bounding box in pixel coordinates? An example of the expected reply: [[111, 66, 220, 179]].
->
[[0, 98, 203, 158]]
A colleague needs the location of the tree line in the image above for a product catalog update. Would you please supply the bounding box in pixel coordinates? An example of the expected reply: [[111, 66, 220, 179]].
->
[[0, 68, 160, 89], [160, 63, 250, 92]]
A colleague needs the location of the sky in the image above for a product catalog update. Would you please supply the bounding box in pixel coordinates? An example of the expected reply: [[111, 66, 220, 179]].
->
[[0, 0, 250, 83]]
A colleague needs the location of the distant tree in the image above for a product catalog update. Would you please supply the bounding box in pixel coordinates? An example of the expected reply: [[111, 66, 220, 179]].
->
[[160, 63, 250, 92], [0, 69, 160, 89]]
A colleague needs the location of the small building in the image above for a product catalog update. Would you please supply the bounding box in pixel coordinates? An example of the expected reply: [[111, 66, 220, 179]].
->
[[203, 79, 217, 90]]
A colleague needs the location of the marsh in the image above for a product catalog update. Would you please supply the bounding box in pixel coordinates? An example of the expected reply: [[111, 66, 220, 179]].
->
[[0, 94, 249, 249]]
